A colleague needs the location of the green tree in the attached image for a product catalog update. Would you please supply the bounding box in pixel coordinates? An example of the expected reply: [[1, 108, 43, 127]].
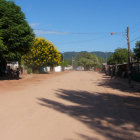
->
[[107, 53, 116, 65], [98, 57, 105, 64], [134, 41, 140, 62], [60, 60, 69, 67], [0, 38, 7, 73], [98, 57, 105, 69], [107, 48, 132, 65], [22, 37, 62, 71], [0, 0, 34, 63], [75, 52, 99, 70]]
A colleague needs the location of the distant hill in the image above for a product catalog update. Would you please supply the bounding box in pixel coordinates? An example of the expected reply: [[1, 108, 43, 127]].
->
[[91, 51, 113, 60], [63, 51, 113, 60], [63, 52, 78, 60]]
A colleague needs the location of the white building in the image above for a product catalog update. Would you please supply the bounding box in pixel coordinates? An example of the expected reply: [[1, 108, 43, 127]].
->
[[64, 65, 73, 70], [7, 61, 19, 70], [45, 66, 62, 72], [54, 66, 62, 72]]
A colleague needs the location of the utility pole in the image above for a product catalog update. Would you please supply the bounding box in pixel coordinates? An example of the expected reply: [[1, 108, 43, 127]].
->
[[126, 27, 132, 86], [105, 52, 108, 63], [63, 51, 64, 63], [72, 56, 73, 70], [105, 52, 108, 74], [127, 27, 131, 70], [111, 27, 132, 86]]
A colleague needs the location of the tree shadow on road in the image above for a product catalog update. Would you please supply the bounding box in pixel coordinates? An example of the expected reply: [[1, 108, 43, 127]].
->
[[98, 74, 140, 93], [0, 76, 22, 81], [37, 89, 140, 140]]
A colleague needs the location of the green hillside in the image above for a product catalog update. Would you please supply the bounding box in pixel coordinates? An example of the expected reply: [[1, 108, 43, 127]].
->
[[63, 51, 112, 60]]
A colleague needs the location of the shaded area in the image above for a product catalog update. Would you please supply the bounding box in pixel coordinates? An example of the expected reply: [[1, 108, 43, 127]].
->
[[98, 74, 140, 93], [0, 76, 21, 81], [0, 72, 51, 81], [38, 89, 140, 140], [76, 133, 99, 140]]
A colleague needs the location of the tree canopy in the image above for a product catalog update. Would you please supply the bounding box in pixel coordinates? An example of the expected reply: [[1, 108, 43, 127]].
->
[[107, 48, 132, 65], [133, 41, 140, 62], [60, 60, 69, 67], [0, 0, 34, 63], [75, 52, 99, 70], [22, 37, 62, 70]]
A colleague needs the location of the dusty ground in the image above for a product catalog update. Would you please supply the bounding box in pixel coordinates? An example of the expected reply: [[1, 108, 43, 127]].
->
[[0, 71, 140, 140]]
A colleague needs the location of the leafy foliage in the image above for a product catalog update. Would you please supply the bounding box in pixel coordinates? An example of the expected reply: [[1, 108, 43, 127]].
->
[[22, 37, 62, 70], [133, 41, 140, 62], [98, 57, 105, 64], [0, 38, 7, 70], [98, 57, 105, 69], [75, 52, 99, 70], [0, 0, 34, 62], [107, 53, 116, 65], [60, 60, 69, 67], [107, 48, 132, 65]]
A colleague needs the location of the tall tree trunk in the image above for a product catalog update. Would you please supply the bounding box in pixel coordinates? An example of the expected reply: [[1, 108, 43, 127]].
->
[[50, 66, 54, 72]]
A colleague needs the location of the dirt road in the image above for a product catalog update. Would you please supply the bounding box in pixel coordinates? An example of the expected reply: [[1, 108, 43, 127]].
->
[[0, 71, 140, 140]]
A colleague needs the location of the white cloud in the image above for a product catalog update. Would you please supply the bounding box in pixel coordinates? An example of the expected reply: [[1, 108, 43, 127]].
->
[[30, 23, 40, 28], [34, 30, 70, 35]]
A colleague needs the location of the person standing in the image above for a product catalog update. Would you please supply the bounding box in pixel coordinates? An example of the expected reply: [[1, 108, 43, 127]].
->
[[16, 68, 20, 80]]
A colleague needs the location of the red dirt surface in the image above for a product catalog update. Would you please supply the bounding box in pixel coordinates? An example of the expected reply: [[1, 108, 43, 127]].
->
[[0, 71, 140, 140]]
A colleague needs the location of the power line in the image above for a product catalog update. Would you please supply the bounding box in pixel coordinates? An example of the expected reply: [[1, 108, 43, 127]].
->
[[119, 36, 140, 48], [130, 36, 140, 43], [35, 27, 140, 49], [34, 28, 123, 35], [56, 35, 112, 46]]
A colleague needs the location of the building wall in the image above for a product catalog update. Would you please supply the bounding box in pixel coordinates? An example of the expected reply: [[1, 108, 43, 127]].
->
[[7, 62, 19, 70], [54, 66, 62, 72]]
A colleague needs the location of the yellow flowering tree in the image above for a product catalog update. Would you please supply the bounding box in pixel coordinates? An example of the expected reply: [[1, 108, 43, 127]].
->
[[22, 37, 62, 71]]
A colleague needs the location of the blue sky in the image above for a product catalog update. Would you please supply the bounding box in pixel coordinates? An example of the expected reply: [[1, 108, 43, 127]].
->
[[14, 0, 140, 52]]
